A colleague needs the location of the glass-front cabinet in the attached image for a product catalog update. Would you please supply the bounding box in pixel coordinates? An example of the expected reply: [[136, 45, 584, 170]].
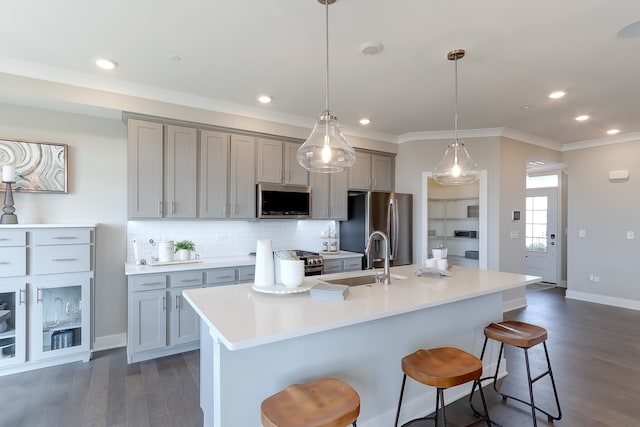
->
[[32, 278, 90, 359], [0, 282, 27, 366]]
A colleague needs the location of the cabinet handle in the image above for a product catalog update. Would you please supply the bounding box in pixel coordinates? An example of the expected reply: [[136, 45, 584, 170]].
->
[[215, 274, 234, 280], [0, 262, 10, 265], [162, 296, 166, 311], [175, 295, 181, 309], [37, 287, 43, 303], [52, 258, 78, 262], [51, 236, 78, 240], [158, 200, 162, 215], [0, 238, 10, 241], [19, 288, 26, 305], [180, 278, 201, 283], [171, 201, 175, 214], [141, 281, 164, 286]]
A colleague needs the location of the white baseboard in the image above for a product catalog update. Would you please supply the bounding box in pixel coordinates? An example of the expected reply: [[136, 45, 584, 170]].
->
[[503, 297, 527, 313], [93, 333, 127, 352], [566, 290, 640, 311]]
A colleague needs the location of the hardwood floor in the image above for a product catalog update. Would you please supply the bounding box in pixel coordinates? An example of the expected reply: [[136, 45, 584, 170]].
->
[[2, 287, 639, 426]]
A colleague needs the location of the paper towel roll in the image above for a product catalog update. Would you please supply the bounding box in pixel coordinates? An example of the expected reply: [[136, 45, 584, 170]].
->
[[254, 239, 275, 287]]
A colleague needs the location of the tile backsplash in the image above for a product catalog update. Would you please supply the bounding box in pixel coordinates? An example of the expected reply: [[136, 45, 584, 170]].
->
[[126, 220, 338, 263]]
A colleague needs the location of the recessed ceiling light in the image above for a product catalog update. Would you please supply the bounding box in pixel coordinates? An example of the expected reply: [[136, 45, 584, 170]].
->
[[548, 91, 566, 99], [575, 115, 590, 121], [257, 95, 272, 104], [607, 129, 620, 135], [95, 58, 118, 70], [359, 118, 371, 125]]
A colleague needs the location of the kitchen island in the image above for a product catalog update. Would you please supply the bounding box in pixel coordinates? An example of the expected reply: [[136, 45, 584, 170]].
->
[[183, 264, 539, 427]]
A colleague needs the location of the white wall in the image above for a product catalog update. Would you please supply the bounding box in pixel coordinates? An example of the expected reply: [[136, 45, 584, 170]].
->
[[563, 140, 640, 309], [0, 103, 129, 342]]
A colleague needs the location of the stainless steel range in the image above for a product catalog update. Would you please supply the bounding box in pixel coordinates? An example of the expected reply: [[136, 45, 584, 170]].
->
[[293, 250, 324, 276], [273, 250, 324, 276]]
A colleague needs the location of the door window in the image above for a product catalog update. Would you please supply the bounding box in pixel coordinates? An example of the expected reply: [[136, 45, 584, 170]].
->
[[525, 196, 547, 252]]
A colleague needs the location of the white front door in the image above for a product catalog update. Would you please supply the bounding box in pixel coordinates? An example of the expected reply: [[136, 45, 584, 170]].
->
[[524, 188, 558, 283]]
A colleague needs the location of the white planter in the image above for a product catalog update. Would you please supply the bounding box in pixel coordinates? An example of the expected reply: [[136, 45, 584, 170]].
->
[[176, 249, 191, 261]]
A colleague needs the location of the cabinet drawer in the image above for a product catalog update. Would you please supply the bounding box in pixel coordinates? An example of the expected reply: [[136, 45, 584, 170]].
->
[[170, 271, 203, 288], [33, 245, 91, 274], [205, 268, 236, 284], [343, 258, 363, 272], [129, 274, 167, 292], [238, 266, 255, 282], [0, 230, 26, 247], [32, 228, 91, 245], [0, 247, 26, 277], [323, 259, 342, 274]]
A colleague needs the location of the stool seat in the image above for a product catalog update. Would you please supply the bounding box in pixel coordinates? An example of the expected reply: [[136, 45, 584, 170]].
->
[[261, 378, 360, 427], [484, 320, 547, 348], [402, 347, 483, 389]]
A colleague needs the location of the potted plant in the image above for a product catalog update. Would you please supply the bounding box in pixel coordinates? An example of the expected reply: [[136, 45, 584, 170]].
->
[[175, 240, 195, 261]]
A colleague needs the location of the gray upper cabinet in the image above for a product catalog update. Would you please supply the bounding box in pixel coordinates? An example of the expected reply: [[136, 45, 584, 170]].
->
[[310, 170, 348, 220], [165, 125, 197, 218], [348, 151, 394, 192], [128, 119, 163, 218], [199, 130, 230, 219], [229, 134, 256, 219], [127, 120, 197, 218], [257, 138, 308, 186], [199, 131, 256, 219]]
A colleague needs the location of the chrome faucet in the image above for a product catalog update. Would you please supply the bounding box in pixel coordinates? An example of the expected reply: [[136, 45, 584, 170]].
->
[[365, 230, 391, 285]]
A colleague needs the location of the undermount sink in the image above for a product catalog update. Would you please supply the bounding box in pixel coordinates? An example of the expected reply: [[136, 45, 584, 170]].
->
[[324, 273, 406, 287]]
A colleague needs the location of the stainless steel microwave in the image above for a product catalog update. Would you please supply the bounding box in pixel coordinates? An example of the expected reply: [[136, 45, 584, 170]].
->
[[257, 183, 311, 219]]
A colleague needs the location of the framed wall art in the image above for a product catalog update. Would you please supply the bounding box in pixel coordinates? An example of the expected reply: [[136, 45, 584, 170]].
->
[[0, 138, 68, 193]]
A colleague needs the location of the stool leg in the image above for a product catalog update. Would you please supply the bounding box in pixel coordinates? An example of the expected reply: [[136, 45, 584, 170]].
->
[[524, 348, 538, 427], [542, 342, 563, 421], [436, 388, 446, 427], [394, 374, 407, 427], [468, 336, 489, 412]]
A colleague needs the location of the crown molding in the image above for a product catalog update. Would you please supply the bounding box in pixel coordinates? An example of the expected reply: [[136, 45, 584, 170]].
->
[[561, 131, 640, 151]]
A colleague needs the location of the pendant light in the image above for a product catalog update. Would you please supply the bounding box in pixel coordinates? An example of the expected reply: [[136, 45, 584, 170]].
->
[[297, 0, 355, 173], [433, 49, 480, 185]]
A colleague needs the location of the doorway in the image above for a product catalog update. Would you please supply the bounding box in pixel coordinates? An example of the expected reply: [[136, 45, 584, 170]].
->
[[524, 188, 558, 283]]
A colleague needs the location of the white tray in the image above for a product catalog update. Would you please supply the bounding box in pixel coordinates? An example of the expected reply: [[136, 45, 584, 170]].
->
[[252, 283, 314, 295], [148, 259, 202, 267]]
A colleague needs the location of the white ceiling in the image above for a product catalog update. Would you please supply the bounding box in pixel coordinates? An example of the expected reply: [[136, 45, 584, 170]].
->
[[1, 0, 640, 146]]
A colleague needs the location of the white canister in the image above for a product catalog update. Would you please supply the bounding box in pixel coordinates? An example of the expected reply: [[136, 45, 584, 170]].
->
[[279, 259, 305, 288], [432, 247, 448, 259], [158, 241, 175, 263]]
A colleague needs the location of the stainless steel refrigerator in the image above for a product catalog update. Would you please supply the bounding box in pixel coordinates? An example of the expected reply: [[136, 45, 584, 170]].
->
[[339, 192, 413, 268]]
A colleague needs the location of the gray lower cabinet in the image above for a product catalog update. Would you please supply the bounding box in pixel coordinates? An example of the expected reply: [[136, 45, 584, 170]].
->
[[127, 265, 255, 363], [323, 256, 363, 274]]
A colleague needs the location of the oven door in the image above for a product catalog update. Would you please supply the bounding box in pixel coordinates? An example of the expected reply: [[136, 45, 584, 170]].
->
[[305, 265, 323, 276]]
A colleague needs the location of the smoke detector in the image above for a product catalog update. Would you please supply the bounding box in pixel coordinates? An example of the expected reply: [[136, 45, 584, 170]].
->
[[359, 41, 383, 55]]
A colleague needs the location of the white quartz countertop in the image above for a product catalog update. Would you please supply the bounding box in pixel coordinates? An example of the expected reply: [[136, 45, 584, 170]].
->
[[183, 264, 540, 351], [318, 250, 363, 259], [0, 223, 97, 228], [124, 250, 363, 275], [125, 256, 256, 275]]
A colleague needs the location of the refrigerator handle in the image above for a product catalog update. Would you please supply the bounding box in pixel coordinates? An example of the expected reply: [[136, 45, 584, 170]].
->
[[390, 199, 399, 260]]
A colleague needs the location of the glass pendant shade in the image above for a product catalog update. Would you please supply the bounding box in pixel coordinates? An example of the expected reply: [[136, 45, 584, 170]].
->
[[433, 138, 480, 185], [433, 48, 480, 185], [298, 110, 355, 173]]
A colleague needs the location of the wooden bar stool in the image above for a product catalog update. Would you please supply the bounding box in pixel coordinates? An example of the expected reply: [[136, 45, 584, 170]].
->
[[469, 320, 562, 427], [395, 347, 492, 427], [260, 378, 360, 427]]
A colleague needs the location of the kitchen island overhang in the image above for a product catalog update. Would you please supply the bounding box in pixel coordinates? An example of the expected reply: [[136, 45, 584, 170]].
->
[[184, 264, 540, 427]]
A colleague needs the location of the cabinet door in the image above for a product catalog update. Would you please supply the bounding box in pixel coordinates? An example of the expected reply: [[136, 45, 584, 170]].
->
[[284, 142, 308, 186], [31, 278, 90, 360], [199, 130, 230, 218], [348, 152, 372, 190], [342, 257, 363, 272], [256, 138, 283, 184], [323, 259, 342, 274], [165, 125, 197, 218], [330, 171, 349, 219], [371, 154, 393, 191], [310, 173, 330, 219], [128, 119, 163, 218], [129, 289, 167, 354], [169, 287, 200, 346], [230, 135, 256, 219], [0, 282, 27, 366]]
